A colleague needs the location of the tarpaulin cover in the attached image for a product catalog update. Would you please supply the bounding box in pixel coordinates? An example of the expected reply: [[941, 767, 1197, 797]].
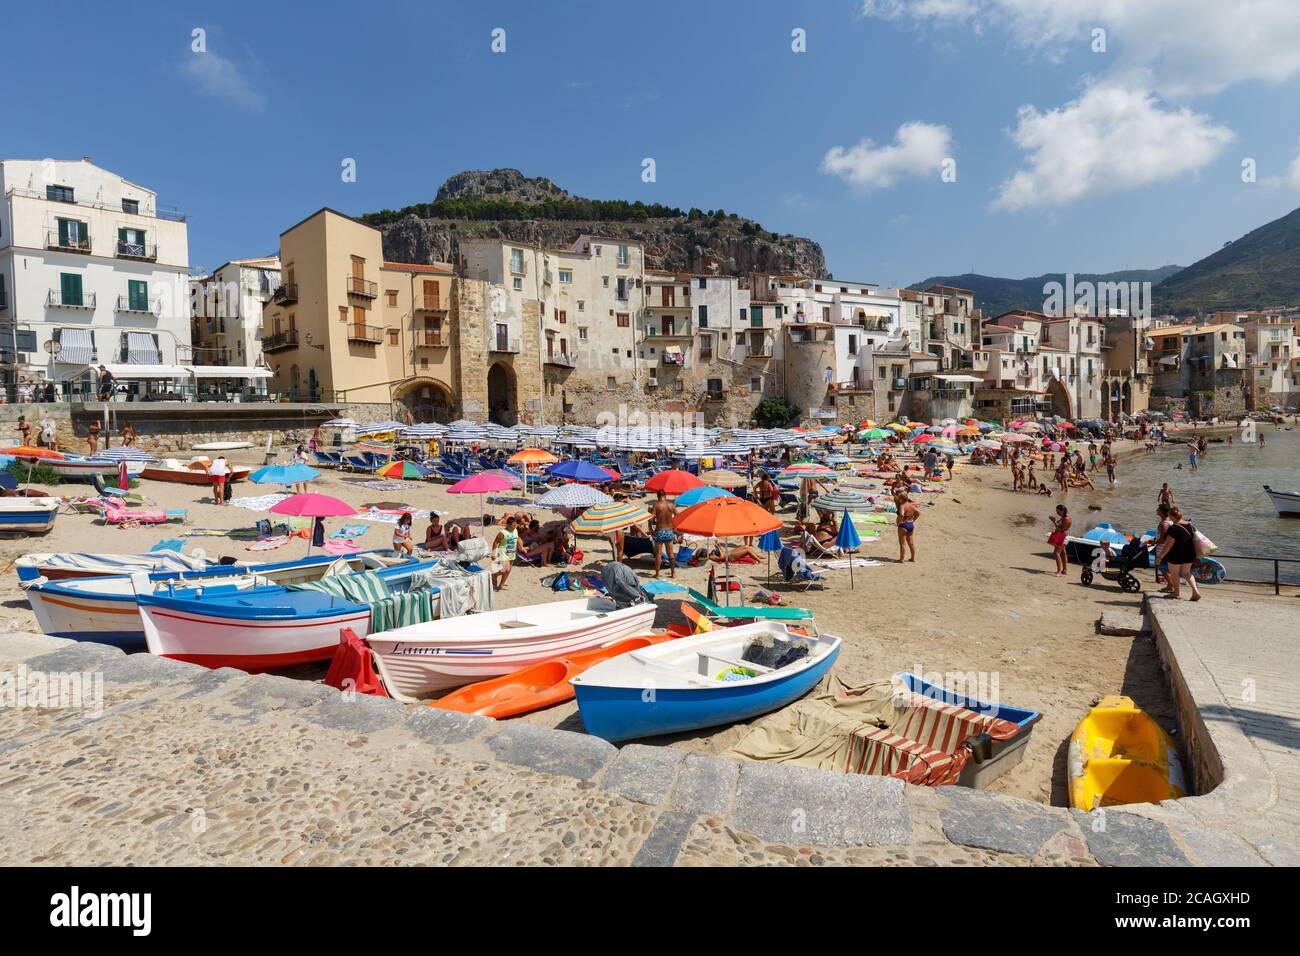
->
[[324, 627, 388, 697]]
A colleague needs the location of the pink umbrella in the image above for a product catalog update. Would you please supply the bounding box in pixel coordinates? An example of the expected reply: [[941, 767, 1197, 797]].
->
[[913, 433, 936, 444], [940, 425, 958, 439], [448, 472, 515, 528], [270, 493, 358, 554]]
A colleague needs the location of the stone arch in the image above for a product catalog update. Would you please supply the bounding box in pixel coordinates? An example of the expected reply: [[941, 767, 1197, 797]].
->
[[1121, 380, 1133, 416], [487, 361, 518, 425], [394, 377, 455, 424], [1046, 377, 1072, 419]]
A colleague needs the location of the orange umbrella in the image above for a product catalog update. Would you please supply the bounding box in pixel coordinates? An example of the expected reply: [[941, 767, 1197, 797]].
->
[[507, 447, 559, 497], [674, 497, 783, 604], [8, 446, 66, 459]]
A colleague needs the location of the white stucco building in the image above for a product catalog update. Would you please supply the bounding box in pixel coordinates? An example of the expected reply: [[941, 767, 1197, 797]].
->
[[190, 256, 280, 369], [0, 158, 192, 399]]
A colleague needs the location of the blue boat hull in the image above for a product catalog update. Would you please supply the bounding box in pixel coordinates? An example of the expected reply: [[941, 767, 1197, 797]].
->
[[575, 644, 839, 742]]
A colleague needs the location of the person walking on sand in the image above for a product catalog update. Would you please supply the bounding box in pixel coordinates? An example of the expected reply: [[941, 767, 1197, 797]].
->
[[205, 455, 229, 505], [1156, 507, 1202, 602], [490, 515, 520, 591], [650, 490, 677, 578], [1048, 504, 1071, 576], [895, 492, 920, 562], [86, 419, 100, 455]]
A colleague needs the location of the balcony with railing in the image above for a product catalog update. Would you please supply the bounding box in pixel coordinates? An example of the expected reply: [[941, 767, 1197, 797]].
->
[[346, 276, 378, 298], [641, 321, 692, 342], [262, 329, 299, 353], [47, 289, 96, 310], [490, 337, 521, 354], [272, 283, 298, 305], [347, 323, 384, 344], [46, 229, 91, 254], [115, 239, 157, 261], [742, 335, 775, 359], [545, 352, 576, 368], [115, 294, 157, 314]]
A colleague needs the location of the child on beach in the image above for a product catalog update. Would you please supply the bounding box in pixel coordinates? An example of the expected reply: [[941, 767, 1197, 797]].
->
[[491, 515, 520, 591], [392, 513, 415, 556], [1048, 504, 1071, 576]]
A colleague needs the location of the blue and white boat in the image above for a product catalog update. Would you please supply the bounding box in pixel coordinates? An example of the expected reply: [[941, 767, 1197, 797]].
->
[[134, 558, 440, 671], [0, 497, 60, 534], [20, 549, 420, 649], [572, 621, 840, 742]]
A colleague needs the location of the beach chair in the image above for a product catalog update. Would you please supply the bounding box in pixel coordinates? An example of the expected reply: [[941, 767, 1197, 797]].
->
[[800, 530, 844, 560], [313, 450, 344, 468], [779, 546, 827, 591], [682, 586, 812, 623], [101, 498, 171, 526]]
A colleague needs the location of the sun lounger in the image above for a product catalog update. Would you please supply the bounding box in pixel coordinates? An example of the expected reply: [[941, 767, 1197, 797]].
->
[[682, 586, 812, 622], [313, 451, 344, 467]]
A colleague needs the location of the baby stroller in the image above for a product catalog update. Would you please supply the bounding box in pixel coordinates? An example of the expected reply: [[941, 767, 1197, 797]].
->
[[1079, 536, 1149, 593]]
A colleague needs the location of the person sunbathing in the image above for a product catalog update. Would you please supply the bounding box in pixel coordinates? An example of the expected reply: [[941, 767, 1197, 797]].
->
[[709, 543, 762, 562], [424, 515, 450, 550], [519, 519, 557, 564]]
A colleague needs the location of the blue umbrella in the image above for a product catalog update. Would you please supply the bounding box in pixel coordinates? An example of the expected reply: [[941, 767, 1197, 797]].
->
[[674, 485, 734, 508], [836, 509, 861, 589], [548, 459, 614, 482], [250, 464, 320, 486], [758, 528, 783, 581]]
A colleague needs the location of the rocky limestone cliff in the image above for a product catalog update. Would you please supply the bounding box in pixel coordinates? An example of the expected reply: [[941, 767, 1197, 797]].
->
[[371, 169, 827, 277]]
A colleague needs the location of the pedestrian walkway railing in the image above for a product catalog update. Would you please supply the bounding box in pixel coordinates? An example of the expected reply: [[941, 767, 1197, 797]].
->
[[1211, 554, 1300, 595]]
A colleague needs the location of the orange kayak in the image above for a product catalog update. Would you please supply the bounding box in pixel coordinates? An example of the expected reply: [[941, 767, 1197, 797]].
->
[[428, 633, 676, 719]]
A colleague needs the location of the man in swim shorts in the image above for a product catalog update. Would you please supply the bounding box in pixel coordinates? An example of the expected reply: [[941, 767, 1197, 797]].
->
[[895, 492, 920, 562], [650, 489, 677, 579]]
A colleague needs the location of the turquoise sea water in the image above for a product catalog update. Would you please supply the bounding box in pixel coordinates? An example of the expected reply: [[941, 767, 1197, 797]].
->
[[1070, 426, 1300, 584]]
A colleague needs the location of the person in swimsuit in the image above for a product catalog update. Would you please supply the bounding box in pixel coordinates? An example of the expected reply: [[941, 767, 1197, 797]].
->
[[649, 490, 677, 579], [1048, 504, 1071, 576], [756, 472, 778, 514], [1188, 444, 1199, 471], [1156, 506, 1202, 601], [86, 419, 99, 455], [392, 513, 415, 556], [424, 514, 449, 550], [491, 515, 520, 591], [895, 492, 919, 562]]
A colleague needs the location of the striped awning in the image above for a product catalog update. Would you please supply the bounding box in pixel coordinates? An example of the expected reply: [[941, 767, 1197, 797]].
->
[[56, 328, 96, 365], [127, 331, 161, 364]]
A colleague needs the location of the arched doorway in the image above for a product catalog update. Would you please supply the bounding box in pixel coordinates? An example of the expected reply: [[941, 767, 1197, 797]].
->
[[1046, 378, 1072, 419], [1121, 381, 1132, 415], [487, 362, 518, 425], [394, 377, 455, 423]]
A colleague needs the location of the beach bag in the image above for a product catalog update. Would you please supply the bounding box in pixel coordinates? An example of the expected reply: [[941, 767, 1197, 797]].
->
[[1191, 526, 1217, 557]]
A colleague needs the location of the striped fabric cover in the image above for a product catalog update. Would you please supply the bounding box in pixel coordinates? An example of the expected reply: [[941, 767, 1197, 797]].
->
[[293, 571, 390, 605], [369, 589, 437, 633], [842, 693, 1021, 786]]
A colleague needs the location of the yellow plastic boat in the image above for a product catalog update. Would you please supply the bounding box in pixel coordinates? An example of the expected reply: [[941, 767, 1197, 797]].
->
[[1068, 696, 1187, 811]]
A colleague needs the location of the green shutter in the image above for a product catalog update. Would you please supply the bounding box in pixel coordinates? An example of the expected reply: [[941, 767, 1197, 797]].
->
[[698, 304, 708, 327], [129, 280, 148, 311], [58, 219, 70, 246], [61, 273, 82, 306]]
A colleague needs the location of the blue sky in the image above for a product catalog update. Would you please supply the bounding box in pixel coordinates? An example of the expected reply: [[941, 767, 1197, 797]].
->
[[7, 0, 1300, 287]]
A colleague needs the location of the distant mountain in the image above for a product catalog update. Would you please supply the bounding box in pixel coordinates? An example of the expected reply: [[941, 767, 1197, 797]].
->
[[1153, 205, 1300, 314], [908, 267, 1183, 319], [361, 168, 827, 277]]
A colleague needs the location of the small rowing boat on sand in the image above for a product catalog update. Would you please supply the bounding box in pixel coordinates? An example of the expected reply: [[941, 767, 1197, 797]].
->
[[139, 458, 251, 485], [369, 597, 659, 701], [1263, 484, 1300, 518], [0, 498, 60, 534], [573, 621, 841, 742], [17, 549, 213, 580]]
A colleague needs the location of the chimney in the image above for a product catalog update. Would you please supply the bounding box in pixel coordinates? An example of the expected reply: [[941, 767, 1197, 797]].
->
[[82, 156, 92, 163]]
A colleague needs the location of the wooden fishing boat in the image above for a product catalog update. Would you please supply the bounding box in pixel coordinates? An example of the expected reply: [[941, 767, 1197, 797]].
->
[[0, 497, 60, 534], [428, 633, 676, 718], [139, 458, 251, 485], [368, 597, 659, 702], [1263, 484, 1300, 518], [193, 441, 253, 451], [572, 621, 841, 742], [135, 559, 440, 670], [1068, 695, 1187, 811], [41, 457, 148, 479], [21, 550, 416, 649]]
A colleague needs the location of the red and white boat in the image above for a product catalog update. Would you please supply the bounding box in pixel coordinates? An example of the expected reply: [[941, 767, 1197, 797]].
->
[[367, 597, 659, 701]]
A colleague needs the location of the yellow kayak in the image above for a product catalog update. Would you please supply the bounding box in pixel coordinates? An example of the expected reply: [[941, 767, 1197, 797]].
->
[[1068, 696, 1187, 811]]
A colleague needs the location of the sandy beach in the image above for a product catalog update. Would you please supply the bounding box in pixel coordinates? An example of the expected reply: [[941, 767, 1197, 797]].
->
[[3, 431, 1285, 809]]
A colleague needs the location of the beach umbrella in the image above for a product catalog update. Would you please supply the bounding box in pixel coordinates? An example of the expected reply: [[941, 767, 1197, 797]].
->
[[1002, 433, 1033, 444], [377, 460, 431, 480], [548, 459, 615, 483], [886, 423, 910, 432], [449, 472, 515, 529], [860, 428, 890, 440], [250, 463, 320, 486], [813, 488, 874, 512], [269, 492, 357, 554], [508, 447, 559, 497], [8, 445, 67, 485], [913, 433, 936, 444], [536, 483, 614, 509], [757, 528, 783, 582], [836, 509, 861, 590], [571, 500, 651, 560], [1016, 421, 1041, 431], [858, 420, 877, 430], [644, 469, 703, 496], [698, 468, 747, 488], [674, 485, 734, 508], [777, 462, 836, 479], [674, 497, 782, 605], [957, 426, 980, 437], [480, 467, 523, 489]]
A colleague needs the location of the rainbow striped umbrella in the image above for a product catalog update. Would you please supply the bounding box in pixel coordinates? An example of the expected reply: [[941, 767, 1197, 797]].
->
[[777, 462, 837, 480]]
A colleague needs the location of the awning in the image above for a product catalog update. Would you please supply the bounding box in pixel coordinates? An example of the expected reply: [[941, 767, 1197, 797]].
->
[[185, 366, 272, 379], [935, 374, 984, 383], [664, 345, 683, 355], [55, 328, 96, 365], [102, 363, 188, 379], [1158, 355, 1179, 366], [126, 331, 162, 364]]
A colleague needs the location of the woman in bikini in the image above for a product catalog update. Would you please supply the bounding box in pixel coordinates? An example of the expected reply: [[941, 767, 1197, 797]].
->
[[1048, 504, 1071, 576], [424, 514, 450, 550], [895, 492, 919, 562]]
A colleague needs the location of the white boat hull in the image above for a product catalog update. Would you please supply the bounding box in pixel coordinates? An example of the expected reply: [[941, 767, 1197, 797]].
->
[[368, 598, 658, 701], [1264, 485, 1300, 517]]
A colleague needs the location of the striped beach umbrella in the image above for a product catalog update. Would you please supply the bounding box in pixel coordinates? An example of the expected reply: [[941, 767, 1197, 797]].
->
[[93, 446, 158, 461], [571, 500, 651, 559], [777, 462, 837, 480], [377, 460, 431, 480], [813, 488, 874, 512], [536, 483, 613, 509]]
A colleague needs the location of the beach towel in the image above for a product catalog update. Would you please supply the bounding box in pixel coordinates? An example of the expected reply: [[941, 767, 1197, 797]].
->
[[331, 524, 368, 539], [360, 480, 407, 491], [323, 540, 362, 556], [149, 538, 185, 553], [355, 506, 430, 524], [409, 561, 491, 617], [228, 493, 292, 513], [808, 558, 883, 571], [292, 570, 390, 605], [183, 528, 260, 539], [246, 536, 290, 552], [369, 589, 437, 632]]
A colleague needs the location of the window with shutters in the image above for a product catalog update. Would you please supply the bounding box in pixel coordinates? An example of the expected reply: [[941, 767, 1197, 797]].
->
[[127, 280, 149, 312], [47, 185, 74, 203], [698, 305, 708, 327], [387, 291, 397, 306], [60, 272, 83, 306], [339, 306, 348, 323], [616, 313, 629, 327], [558, 310, 566, 324]]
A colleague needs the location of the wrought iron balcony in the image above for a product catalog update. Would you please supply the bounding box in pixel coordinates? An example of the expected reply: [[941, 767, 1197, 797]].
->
[[262, 330, 299, 353], [490, 338, 521, 354], [346, 277, 378, 298], [47, 289, 96, 309], [272, 283, 298, 304], [46, 229, 91, 254], [115, 239, 157, 261], [115, 294, 156, 314]]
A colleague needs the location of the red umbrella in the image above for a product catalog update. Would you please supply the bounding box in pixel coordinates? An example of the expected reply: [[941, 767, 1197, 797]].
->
[[644, 469, 704, 496]]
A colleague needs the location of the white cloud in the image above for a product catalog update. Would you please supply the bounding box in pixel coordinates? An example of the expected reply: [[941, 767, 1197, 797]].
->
[[993, 84, 1234, 211], [822, 121, 953, 191], [861, 0, 1300, 97], [184, 50, 265, 111]]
